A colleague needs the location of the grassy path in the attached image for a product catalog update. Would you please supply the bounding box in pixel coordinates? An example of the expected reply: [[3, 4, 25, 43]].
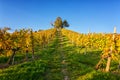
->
[[59, 32, 70, 80], [43, 31, 72, 80], [43, 31, 100, 80], [44, 31, 70, 80]]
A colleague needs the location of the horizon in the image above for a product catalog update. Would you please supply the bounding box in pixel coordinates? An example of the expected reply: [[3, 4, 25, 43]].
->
[[0, 0, 120, 33]]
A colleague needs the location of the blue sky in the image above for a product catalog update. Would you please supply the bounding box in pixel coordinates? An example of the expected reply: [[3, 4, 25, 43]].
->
[[0, 0, 120, 33]]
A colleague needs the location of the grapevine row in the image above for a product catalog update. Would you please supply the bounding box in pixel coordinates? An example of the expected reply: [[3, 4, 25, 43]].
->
[[61, 28, 120, 71], [0, 27, 57, 66]]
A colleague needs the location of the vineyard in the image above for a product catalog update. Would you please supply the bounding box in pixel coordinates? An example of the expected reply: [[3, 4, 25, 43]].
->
[[0, 27, 120, 80]]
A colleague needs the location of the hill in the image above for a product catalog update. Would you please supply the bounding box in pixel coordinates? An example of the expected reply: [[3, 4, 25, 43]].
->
[[0, 28, 120, 80]]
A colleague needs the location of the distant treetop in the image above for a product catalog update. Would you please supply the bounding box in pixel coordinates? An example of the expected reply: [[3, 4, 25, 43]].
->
[[52, 17, 69, 29]]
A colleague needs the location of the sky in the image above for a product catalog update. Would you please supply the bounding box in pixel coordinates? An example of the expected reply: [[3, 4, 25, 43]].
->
[[0, 0, 120, 33]]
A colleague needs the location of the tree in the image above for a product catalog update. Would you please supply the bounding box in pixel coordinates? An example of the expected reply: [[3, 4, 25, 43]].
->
[[62, 20, 69, 28], [53, 17, 69, 29]]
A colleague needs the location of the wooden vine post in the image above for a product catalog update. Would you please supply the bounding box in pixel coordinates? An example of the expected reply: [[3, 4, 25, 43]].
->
[[105, 27, 116, 72]]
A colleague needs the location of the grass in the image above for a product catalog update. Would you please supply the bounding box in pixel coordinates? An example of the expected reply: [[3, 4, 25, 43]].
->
[[0, 34, 120, 80]]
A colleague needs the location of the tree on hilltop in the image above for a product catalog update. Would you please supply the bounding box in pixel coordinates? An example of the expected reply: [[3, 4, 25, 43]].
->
[[51, 17, 69, 29]]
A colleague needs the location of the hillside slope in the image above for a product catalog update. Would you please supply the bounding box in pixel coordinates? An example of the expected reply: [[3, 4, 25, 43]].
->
[[0, 29, 120, 80]]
